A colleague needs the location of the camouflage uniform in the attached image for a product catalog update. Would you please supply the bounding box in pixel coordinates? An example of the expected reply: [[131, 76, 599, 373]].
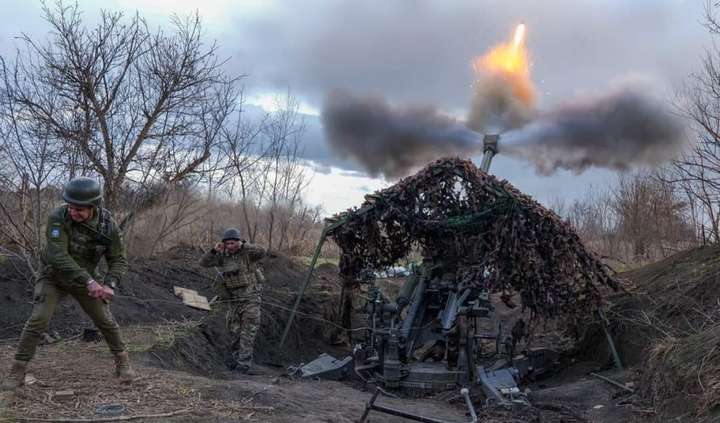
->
[[15, 205, 128, 362], [200, 242, 266, 369]]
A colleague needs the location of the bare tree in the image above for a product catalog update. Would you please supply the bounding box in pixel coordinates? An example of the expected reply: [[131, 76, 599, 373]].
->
[[560, 171, 695, 264], [126, 182, 207, 256], [0, 1, 241, 209], [0, 57, 64, 262], [665, 1, 720, 244], [563, 185, 617, 257], [285, 202, 323, 255], [220, 93, 273, 243], [0, 2, 330, 262], [263, 94, 309, 251], [220, 92, 310, 249], [612, 171, 693, 260]]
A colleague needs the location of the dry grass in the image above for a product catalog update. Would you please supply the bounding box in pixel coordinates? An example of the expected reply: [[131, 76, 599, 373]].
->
[[642, 326, 720, 421], [0, 323, 274, 422], [610, 245, 720, 421]]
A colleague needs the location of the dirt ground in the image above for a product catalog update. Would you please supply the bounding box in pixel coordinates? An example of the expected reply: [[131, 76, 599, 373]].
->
[[2, 245, 712, 422], [0, 325, 645, 423], [0, 326, 471, 423]]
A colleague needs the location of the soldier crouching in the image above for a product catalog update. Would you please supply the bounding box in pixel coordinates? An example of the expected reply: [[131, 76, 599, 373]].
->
[[1, 177, 135, 391], [199, 228, 266, 373]]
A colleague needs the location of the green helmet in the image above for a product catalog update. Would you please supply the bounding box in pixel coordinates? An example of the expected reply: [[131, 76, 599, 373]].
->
[[63, 177, 102, 207], [222, 228, 242, 242]]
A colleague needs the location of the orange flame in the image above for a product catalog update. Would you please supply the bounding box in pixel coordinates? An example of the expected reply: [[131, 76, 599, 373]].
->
[[473, 23, 534, 106]]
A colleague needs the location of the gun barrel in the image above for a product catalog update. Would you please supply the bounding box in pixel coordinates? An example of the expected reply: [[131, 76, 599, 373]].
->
[[480, 134, 499, 173]]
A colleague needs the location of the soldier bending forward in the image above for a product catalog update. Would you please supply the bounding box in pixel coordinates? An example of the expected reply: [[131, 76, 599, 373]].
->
[[1, 178, 135, 391]]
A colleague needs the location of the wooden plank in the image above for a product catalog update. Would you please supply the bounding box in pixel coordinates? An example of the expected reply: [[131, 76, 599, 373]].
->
[[173, 286, 198, 297], [181, 291, 211, 311]]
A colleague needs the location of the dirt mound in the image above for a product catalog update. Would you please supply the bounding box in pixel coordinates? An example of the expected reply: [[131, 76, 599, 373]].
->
[[621, 244, 720, 323], [145, 310, 237, 379], [0, 248, 345, 375], [593, 245, 720, 421], [0, 252, 212, 342], [146, 252, 347, 375]]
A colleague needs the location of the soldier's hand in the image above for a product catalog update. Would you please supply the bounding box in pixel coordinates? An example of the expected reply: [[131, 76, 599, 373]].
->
[[214, 242, 225, 253], [99, 285, 115, 301], [87, 280, 104, 299]]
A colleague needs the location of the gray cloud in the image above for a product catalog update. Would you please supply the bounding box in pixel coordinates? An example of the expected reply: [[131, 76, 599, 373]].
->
[[230, 0, 707, 113], [322, 90, 481, 178], [0, 0, 710, 207], [501, 83, 687, 174], [297, 114, 363, 172], [226, 0, 707, 179]]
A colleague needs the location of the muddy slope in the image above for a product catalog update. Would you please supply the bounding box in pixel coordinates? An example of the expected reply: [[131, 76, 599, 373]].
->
[[0, 246, 345, 370]]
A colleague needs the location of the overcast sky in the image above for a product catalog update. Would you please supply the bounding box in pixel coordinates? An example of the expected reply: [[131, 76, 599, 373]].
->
[[0, 0, 711, 214]]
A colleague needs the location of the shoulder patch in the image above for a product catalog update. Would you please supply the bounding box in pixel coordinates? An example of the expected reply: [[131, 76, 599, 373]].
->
[[50, 227, 61, 239]]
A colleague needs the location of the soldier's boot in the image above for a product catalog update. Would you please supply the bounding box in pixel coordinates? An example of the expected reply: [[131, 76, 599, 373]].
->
[[113, 352, 137, 383], [0, 360, 28, 391]]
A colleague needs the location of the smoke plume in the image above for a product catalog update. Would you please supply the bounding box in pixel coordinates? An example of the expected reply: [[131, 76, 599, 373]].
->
[[321, 24, 686, 179], [467, 24, 536, 132], [467, 72, 535, 133], [322, 90, 482, 179], [500, 86, 686, 174], [321, 23, 539, 179]]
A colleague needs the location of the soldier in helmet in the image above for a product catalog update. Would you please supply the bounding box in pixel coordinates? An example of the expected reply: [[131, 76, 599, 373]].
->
[[200, 228, 266, 372], [0, 177, 134, 391]]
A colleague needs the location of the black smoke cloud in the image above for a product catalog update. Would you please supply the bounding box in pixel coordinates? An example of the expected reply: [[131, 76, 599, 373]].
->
[[500, 86, 686, 174], [322, 90, 481, 179], [322, 84, 686, 178]]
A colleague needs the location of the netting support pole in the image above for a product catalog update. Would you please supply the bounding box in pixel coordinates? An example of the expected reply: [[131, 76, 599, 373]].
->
[[279, 205, 375, 350], [279, 227, 328, 349], [597, 308, 623, 370]]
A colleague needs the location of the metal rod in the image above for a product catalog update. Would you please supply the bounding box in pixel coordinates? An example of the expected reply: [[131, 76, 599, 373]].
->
[[597, 309, 623, 370], [460, 388, 478, 423], [280, 203, 378, 349], [400, 274, 426, 340], [590, 372, 635, 394], [278, 228, 328, 348], [368, 404, 454, 423], [359, 389, 381, 423], [360, 388, 478, 423]]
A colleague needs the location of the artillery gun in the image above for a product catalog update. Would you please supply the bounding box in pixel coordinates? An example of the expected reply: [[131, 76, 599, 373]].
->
[[282, 135, 560, 405]]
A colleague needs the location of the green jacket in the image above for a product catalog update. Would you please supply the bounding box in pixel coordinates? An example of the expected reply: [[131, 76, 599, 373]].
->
[[39, 205, 128, 287], [199, 242, 266, 297]]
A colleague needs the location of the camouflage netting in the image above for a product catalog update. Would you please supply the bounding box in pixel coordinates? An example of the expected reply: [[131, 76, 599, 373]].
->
[[327, 157, 617, 319]]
